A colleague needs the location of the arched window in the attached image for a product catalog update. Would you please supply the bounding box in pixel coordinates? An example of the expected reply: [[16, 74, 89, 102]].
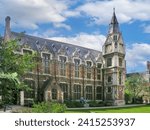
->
[[96, 86, 103, 100], [73, 84, 81, 100], [85, 86, 92, 100], [60, 83, 68, 100], [52, 88, 57, 100]]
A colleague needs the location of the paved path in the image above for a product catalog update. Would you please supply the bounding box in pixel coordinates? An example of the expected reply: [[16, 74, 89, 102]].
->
[[0, 105, 27, 113]]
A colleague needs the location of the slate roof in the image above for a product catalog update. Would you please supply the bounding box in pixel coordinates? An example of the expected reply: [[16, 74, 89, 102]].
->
[[10, 32, 103, 63]]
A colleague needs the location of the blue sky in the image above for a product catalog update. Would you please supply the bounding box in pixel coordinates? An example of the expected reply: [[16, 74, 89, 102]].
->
[[0, 0, 150, 73]]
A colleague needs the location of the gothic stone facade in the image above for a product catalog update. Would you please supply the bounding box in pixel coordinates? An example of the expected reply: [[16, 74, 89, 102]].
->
[[3, 11, 126, 106]]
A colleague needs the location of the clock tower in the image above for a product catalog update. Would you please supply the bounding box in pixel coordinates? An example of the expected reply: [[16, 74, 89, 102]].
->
[[102, 9, 126, 105]]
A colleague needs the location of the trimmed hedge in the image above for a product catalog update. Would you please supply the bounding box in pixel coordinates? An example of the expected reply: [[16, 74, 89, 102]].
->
[[64, 100, 84, 108], [88, 101, 105, 107]]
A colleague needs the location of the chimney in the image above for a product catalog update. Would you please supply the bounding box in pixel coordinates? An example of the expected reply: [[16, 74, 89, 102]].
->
[[4, 16, 11, 42]]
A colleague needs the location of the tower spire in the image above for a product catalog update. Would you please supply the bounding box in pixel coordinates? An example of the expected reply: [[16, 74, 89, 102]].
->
[[109, 8, 119, 34], [113, 7, 115, 14]]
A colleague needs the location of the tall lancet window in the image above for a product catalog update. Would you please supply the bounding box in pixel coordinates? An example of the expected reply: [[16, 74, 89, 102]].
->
[[97, 63, 101, 80], [59, 56, 66, 76], [73, 84, 81, 100], [85, 86, 92, 100], [42, 53, 50, 74], [86, 61, 92, 79], [74, 59, 80, 78], [119, 72, 122, 85]]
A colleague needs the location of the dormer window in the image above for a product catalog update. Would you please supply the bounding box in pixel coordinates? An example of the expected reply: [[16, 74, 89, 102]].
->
[[113, 35, 117, 41], [23, 49, 32, 54]]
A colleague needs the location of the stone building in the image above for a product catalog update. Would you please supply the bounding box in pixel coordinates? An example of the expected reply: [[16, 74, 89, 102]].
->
[[2, 10, 126, 106]]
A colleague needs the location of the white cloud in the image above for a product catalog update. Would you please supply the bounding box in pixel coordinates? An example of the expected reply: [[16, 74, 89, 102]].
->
[[54, 23, 71, 30], [126, 43, 150, 72], [31, 29, 59, 38], [1, 0, 150, 30], [0, 0, 75, 29], [77, 0, 150, 25], [143, 24, 150, 33], [50, 33, 106, 51]]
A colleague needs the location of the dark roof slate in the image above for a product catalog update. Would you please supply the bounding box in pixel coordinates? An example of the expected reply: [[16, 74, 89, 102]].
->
[[11, 32, 102, 63]]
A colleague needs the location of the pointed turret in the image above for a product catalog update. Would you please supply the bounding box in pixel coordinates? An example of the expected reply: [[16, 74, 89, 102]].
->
[[109, 8, 119, 34], [4, 16, 11, 42]]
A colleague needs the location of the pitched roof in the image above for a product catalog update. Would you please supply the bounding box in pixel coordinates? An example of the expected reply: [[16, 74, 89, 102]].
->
[[11, 32, 102, 63]]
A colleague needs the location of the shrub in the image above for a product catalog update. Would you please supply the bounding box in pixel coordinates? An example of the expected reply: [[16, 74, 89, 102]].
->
[[134, 96, 143, 104], [88, 101, 104, 107], [64, 100, 84, 108], [125, 92, 132, 104], [104, 101, 114, 106], [32, 102, 66, 113]]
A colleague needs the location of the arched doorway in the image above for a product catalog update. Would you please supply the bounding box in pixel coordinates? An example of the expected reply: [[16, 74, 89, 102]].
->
[[52, 88, 57, 100]]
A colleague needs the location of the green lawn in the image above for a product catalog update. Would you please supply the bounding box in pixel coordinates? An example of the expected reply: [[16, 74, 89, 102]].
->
[[66, 105, 150, 113]]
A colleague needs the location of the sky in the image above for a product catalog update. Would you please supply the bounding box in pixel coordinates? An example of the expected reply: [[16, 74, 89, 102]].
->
[[0, 0, 150, 73]]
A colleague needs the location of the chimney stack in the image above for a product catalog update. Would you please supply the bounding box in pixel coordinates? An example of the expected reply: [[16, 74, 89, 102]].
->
[[4, 16, 11, 42]]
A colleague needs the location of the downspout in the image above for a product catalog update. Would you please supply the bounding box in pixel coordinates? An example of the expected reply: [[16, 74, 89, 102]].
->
[[93, 66, 96, 101]]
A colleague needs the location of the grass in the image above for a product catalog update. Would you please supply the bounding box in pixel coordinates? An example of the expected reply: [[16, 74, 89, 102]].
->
[[66, 105, 150, 113]]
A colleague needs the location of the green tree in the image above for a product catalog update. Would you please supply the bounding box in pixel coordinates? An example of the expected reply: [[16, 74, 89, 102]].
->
[[125, 74, 147, 104], [0, 39, 34, 74], [0, 73, 19, 104], [0, 39, 35, 104]]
